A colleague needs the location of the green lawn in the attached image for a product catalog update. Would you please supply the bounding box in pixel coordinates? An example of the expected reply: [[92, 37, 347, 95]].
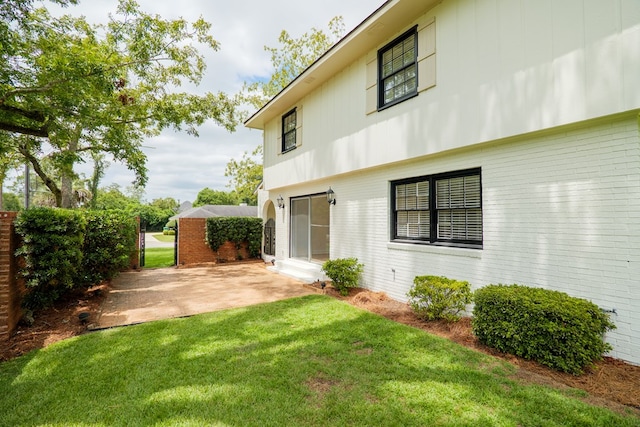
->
[[0, 296, 636, 426], [143, 247, 174, 268], [151, 232, 175, 243]]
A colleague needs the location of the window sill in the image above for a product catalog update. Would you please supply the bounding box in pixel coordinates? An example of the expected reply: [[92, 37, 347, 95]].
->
[[387, 241, 482, 258], [280, 147, 296, 155], [377, 91, 418, 112]]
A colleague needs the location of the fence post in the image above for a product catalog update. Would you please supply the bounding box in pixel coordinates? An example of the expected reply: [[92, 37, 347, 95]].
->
[[0, 212, 22, 340]]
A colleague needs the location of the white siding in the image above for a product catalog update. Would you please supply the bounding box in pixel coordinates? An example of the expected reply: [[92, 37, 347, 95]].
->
[[263, 0, 640, 190], [258, 0, 640, 365], [285, 115, 640, 364]]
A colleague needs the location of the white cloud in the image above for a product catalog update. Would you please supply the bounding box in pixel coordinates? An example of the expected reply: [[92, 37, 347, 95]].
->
[[34, 0, 384, 203]]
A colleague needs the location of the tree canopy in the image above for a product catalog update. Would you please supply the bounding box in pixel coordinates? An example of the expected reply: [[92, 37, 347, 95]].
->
[[225, 17, 346, 206], [241, 16, 345, 111], [224, 145, 262, 206], [1, 0, 238, 207], [193, 188, 238, 207]]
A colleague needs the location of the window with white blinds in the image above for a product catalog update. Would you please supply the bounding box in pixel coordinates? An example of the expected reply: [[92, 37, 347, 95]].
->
[[395, 180, 429, 239], [392, 169, 482, 247]]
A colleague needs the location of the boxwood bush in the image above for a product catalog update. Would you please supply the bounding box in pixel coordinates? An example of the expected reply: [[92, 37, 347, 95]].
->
[[472, 284, 616, 374], [321, 258, 364, 296], [407, 275, 472, 322]]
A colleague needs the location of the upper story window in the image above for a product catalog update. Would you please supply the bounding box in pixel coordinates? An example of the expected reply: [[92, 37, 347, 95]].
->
[[378, 27, 418, 109], [391, 168, 482, 248], [282, 108, 297, 153]]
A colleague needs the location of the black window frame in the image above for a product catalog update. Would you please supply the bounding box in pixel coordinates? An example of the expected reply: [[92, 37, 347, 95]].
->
[[281, 108, 297, 153], [378, 26, 418, 110], [391, 168, 483, 248]]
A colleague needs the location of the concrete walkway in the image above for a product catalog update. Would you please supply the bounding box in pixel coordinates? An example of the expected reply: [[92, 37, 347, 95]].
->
[[143, 232, 174, 248], [96, 262, 315, 329]]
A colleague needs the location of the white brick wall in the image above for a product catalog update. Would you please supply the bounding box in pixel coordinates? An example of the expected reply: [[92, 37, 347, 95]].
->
[[290, 114, 640, 364]]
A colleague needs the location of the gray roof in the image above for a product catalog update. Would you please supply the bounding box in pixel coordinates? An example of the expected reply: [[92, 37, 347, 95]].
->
[[170, 205, 257, 220], [177, 201, 193, 212]]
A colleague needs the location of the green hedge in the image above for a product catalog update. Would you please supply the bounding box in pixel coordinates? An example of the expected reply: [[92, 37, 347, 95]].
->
[[407, 275, 472, 322], [472, 284, 616, 374], [80, 210, 138, 286], [14, 208, 138, 310], [15, 208, 86, 309], [205, 217, 262, 258]]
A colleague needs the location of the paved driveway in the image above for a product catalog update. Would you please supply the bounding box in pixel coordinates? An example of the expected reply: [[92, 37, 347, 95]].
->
[[96, 262, 315, 328]]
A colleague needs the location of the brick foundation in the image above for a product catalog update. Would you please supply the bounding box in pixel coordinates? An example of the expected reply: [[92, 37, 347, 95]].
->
[[0, 212, 22, 340], [177, 218, 250, 266]]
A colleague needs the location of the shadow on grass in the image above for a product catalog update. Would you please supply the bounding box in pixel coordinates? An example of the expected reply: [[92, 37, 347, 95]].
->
[[0, 295, 637, 426]]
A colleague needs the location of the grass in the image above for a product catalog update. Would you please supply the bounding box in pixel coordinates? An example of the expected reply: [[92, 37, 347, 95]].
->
[[143, 247, 174, 268], [152, 232, 175, 243], [0, 295, 637, 426]]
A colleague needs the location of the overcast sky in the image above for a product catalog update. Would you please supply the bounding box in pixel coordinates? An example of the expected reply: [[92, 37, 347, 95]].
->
[[33, 0, 384, 203]]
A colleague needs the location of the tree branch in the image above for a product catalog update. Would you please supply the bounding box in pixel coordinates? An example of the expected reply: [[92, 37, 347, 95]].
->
[[0, 120, 48, 138], [17, 144, 62, 206], [0, 103, 47, 123]]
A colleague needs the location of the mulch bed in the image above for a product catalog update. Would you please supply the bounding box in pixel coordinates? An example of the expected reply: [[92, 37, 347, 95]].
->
[[0, 282, 109, 362]]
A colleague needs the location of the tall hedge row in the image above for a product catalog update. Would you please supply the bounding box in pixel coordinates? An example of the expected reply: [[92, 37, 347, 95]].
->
[[80, 210, 138, 286], [205, 217, 262, 258], [15, 208, 86, 309], [14, 208, 138, 310]]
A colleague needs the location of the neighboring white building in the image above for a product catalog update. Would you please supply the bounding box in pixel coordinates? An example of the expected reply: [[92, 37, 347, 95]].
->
[[245, 0, 640, 365]]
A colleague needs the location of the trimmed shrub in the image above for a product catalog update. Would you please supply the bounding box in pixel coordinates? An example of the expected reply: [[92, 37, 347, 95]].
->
[[205, 217, 262, 258], [14, 208, 138, 310], [80, 210, 138, 286], [15, 208, 86, 309], [407, 275, 472, 322], [322, 258, 364, 296], [472, 284, 616, 374]]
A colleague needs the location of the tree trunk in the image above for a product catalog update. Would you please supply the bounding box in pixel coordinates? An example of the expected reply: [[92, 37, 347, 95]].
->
[[59, 127, 81, 209], [17, 145, 62, 207], [60, 173, 73, 208]]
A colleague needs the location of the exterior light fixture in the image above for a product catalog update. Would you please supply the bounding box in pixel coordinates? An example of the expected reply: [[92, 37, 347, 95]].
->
[[277, 195, 285, 209], [326, 187, 336, 205]]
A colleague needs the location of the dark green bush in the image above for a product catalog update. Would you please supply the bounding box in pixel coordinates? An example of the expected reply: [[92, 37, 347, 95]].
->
[[205, 217, 262, 258], [80, 210, 137, 286], [14, 208, 138, 310], [472, 284, 616, 374], [15, 208, 86, 309], [408, 275, 472, 322], [321, 258, 364, 296]]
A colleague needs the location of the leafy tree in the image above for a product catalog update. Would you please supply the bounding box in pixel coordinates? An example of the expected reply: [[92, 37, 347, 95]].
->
[[132, 204, 173, 232], [241, 16, 345, 111], [92, 184, 137, 211], [225, 145, 263, 206], [229, 17, 346, 206], [1, 0, 238, 208], [150, 197, 179, 212], [2, 193, 22, 211], [88, 153, 109, 209], [193, 187, 238, 207], [0, 133, 23, 210]]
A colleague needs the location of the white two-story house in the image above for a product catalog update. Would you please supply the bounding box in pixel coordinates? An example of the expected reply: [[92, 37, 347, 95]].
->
[[245, 0, 640, 365]]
